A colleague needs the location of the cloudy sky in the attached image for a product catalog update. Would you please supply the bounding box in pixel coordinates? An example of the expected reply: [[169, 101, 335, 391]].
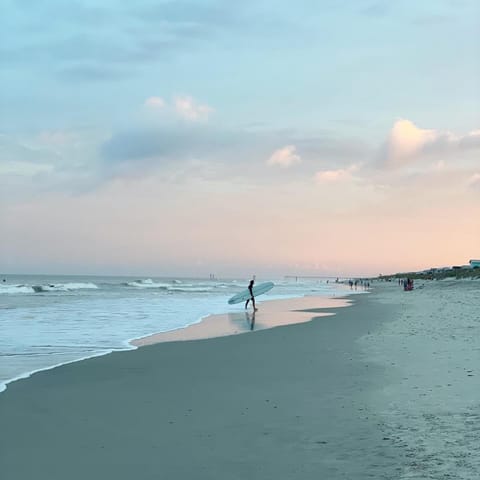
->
[[1, 0, 479, 277]]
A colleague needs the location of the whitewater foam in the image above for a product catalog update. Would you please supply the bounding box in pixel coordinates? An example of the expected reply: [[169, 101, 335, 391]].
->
[[1, 282, 99, 294], [0, 274, 351, 394], [0, 284, 35, 294]]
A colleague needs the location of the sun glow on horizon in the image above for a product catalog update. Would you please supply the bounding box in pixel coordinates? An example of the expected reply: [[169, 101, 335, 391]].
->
[[1, 1, 479, 276]]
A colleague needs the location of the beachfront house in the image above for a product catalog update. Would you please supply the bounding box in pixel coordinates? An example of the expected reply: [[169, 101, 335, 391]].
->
[[469, 259, 480, 268]]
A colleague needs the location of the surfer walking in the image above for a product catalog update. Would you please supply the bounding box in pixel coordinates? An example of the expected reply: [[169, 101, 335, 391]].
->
[[245, 279, 258, 311]]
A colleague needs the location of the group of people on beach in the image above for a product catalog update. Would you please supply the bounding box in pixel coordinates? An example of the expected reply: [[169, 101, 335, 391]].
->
[[348, 279, 370, 290], [399, 278, 414, 291]]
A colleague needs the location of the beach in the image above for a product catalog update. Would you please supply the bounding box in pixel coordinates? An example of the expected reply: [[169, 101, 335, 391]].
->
[[1, 281, 479, 479], [0, 275, 345, 391], [131, 295, 351, 345], [3, 1, 477, 478], [361, 279, 480, 478]]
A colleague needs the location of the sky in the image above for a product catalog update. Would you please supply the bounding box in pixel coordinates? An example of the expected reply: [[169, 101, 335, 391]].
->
[[1, 0, 479, 278]]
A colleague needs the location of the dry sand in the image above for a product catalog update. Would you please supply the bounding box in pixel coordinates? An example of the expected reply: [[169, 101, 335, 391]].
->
[[359, 279, 480, 478], [1, 281, 479, 479]]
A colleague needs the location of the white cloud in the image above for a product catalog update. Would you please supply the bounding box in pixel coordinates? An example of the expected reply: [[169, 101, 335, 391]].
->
[[315, 169, 349, 183], [144, 96, 166, 109], [385, 119, 436, 165], [174, 96, 213, 121], [468, 173, 480, 190], [458, 129, 480, 149], [384, 119, 480, 167], [314, 164, 359, 184], [143, 95, 213, 122], [267, 145, 301, 168]]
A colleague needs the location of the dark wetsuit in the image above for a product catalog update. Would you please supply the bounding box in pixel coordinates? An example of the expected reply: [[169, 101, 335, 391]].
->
[[245, 280, 256, 310]]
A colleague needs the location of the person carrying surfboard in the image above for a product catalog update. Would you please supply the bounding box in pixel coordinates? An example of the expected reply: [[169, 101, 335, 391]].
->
[[245, 279, 258, 311]]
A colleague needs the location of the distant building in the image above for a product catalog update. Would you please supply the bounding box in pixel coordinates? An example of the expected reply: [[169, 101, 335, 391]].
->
[[470, 259, 480, 268]]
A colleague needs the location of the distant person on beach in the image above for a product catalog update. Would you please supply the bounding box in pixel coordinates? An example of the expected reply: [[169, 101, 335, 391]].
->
[[245, 279, 258, 311]]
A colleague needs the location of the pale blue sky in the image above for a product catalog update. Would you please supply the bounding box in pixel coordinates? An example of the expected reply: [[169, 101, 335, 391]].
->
[[3, 0, 479, 134], [1, 0, 479, 276]]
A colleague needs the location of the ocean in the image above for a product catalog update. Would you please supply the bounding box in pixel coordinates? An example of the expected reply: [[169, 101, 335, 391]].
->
[[0, 274, 349, 393]]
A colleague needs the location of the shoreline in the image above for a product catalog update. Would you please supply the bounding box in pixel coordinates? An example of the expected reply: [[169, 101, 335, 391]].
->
[[131, 294, 352, 346], [2, 282, 479, 477], [0, 289, 402, 479], [0, 293, 352, 395]]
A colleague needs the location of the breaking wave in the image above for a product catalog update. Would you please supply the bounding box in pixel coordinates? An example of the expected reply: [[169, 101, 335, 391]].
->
[[0, 283, 99, 294], [126, 279, 171, 288]]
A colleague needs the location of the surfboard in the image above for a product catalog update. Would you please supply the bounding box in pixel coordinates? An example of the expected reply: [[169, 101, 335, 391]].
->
[[228, 281, 275, 305]]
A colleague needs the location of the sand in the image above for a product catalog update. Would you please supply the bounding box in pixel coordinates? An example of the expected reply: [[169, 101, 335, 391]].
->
[[131, 295, 351, 345], [1, 282, 479, 479], [359, 279, 480, 478]]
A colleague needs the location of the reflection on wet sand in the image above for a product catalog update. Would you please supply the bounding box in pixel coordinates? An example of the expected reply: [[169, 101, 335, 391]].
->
[[132, 296, 350, 346], [246, 310, 255, 330]]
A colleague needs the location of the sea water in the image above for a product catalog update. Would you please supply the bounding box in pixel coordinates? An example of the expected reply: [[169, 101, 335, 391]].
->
[[0, 274, 349, 392]]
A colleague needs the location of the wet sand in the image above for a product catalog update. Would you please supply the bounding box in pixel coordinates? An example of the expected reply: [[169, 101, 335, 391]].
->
[[132, 295, 351, 345], [0, 290, 405, 479]]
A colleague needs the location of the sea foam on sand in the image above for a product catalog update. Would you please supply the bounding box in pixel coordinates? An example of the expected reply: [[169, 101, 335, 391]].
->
[[359, 280, 480, 478]]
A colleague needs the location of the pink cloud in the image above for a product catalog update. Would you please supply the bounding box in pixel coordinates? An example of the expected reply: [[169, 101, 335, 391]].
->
[[385, 119, 436, 165], [383, 119, 480, 167], [267, 145, 301, 168], [314, 164, 359, 183]]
